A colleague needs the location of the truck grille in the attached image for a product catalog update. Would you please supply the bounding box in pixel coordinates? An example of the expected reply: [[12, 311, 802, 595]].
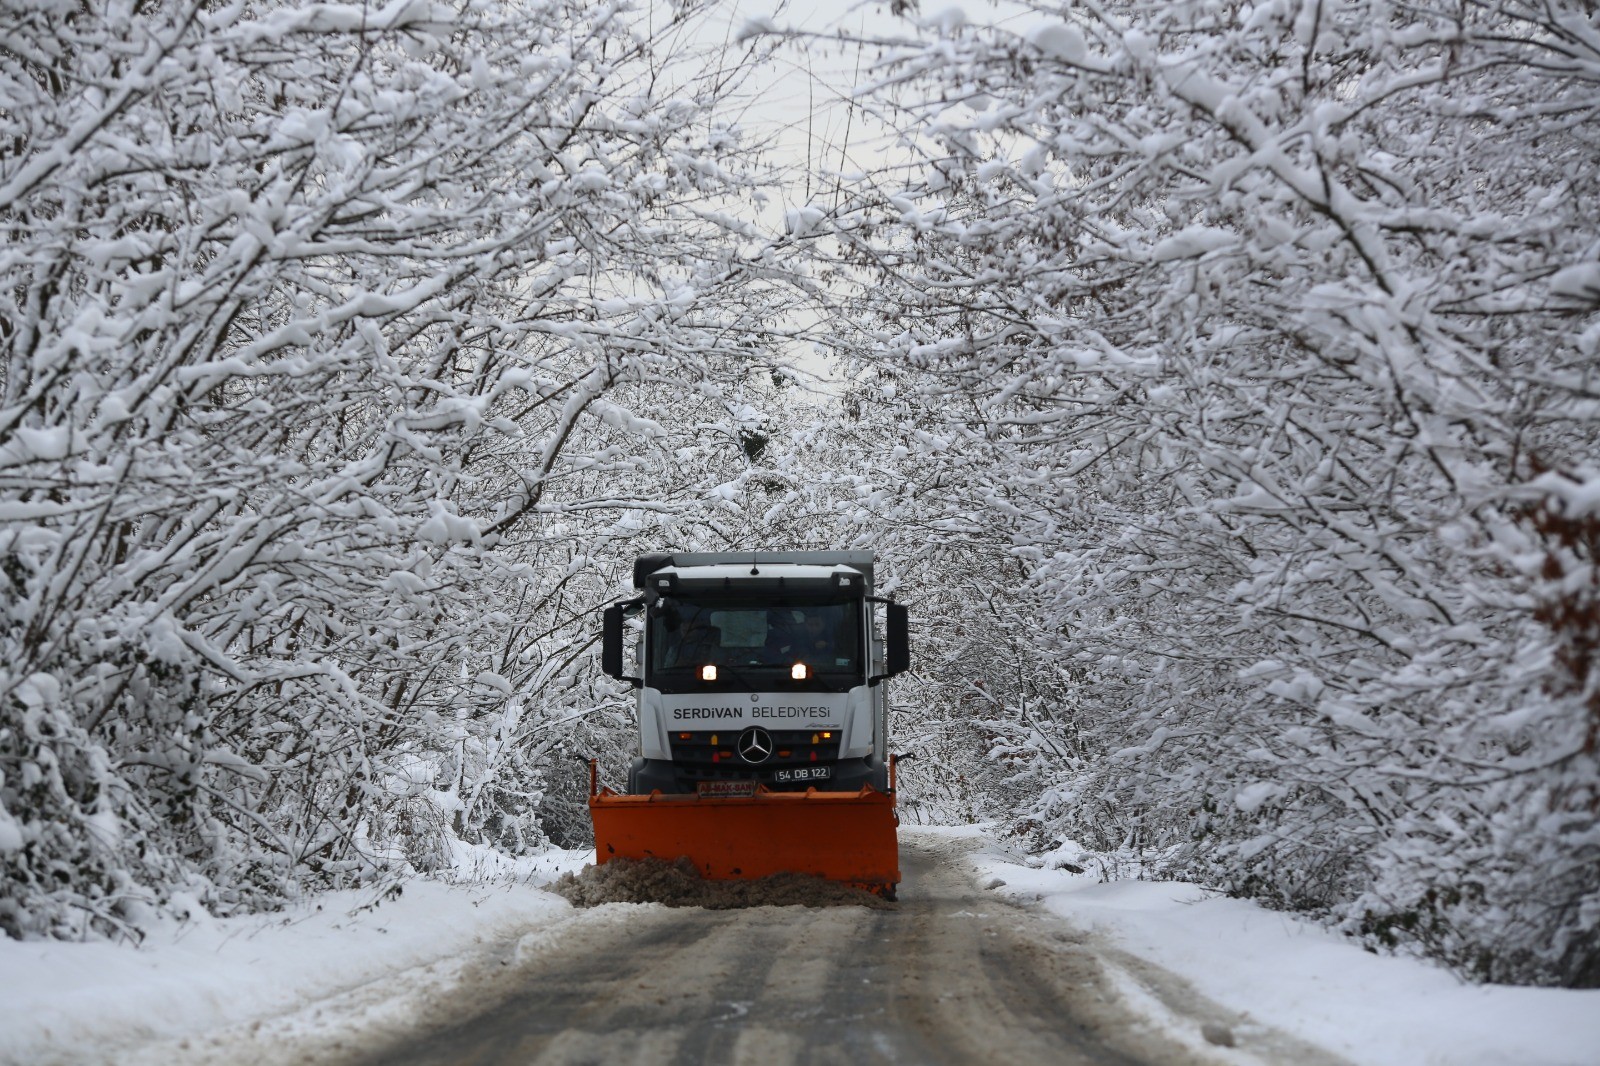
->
[[668, 729, 842, 782]]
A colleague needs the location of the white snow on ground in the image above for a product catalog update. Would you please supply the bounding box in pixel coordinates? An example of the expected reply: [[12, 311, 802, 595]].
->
[[0, 848, 591, 1066], [945, 826, 1600, 1066], [2, 829, 1597, 1066]]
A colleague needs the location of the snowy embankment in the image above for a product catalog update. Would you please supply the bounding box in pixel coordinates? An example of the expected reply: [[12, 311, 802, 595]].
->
[[951, 826, 1600, 1066], [0, 847, 592, 1066], [2, 829, 1596, 1065]]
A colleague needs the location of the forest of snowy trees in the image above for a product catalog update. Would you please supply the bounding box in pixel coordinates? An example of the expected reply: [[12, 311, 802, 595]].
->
[[2, 0, 1596, 988]]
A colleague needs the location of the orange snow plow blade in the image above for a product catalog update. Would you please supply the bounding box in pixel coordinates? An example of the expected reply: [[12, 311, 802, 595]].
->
[[587, 763, 901, 898]]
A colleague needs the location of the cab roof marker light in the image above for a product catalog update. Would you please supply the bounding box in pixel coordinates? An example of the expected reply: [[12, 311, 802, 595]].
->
[[699, 664, 717, 682], [791, 663, 809, 680]]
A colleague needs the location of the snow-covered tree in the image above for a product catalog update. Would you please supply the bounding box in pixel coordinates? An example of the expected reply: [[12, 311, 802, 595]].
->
[[821, 0, 1600, 984], [0, 0, 803, 938]]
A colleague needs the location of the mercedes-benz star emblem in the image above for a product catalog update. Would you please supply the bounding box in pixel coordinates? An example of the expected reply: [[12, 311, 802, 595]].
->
[[736, 726, 773, 765]]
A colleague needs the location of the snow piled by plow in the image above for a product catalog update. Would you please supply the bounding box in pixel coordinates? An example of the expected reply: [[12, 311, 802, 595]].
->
[[552, 857, 892, 910]]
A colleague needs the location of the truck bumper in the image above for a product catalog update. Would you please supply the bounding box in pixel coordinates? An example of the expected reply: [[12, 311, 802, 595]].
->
[[628, 756, 887, 795]]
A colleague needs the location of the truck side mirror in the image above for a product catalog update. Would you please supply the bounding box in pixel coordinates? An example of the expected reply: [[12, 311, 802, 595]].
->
[[887, 602, 910, 676], [602, 606, 625, 678], [872, 602, 910, 685], [602, 606, 640, 687]]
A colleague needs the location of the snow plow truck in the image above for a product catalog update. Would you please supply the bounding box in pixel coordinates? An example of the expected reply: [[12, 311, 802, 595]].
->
[[594, 551, 910, 898]]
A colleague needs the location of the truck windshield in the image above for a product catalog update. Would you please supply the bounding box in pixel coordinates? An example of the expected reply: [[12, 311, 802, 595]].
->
[[648, 597, 863, 692]]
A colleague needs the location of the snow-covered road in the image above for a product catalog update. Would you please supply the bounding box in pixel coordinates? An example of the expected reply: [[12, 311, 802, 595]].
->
[[4, 828, 1597, 1065], [342, 832, 1327, 1066]]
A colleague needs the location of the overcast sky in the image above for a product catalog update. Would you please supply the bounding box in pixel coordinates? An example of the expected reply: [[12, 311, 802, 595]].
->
[[705, 0, 909, 204]]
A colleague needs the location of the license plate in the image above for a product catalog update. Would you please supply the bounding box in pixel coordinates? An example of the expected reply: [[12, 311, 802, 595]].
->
[[696, 780, 758, 797], [774, 766, 832, 783]]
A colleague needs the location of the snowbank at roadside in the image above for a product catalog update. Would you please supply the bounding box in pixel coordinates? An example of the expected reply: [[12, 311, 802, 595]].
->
[[955, 829, 1600, 1066], [0, 849, 589, 1066]]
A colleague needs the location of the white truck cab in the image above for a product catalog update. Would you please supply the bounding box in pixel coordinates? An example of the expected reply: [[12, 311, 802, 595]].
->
[[602, 551, 909, 795]]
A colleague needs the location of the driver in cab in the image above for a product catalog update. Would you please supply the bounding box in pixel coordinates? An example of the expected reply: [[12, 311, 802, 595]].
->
[[768, 611, 837, 662]]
